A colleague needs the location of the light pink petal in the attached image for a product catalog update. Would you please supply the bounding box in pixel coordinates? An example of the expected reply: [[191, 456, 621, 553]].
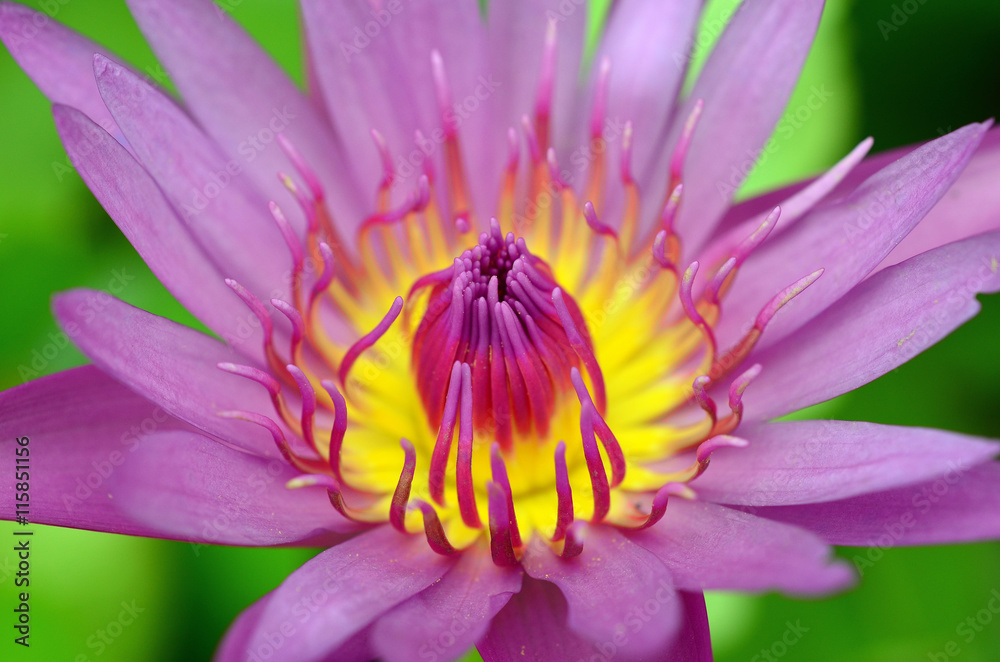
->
[[630, 499, 854, 595], [125, 0, 365, 229], [696, 136, 875, 274], [52, 104, 265, 355], [756, 461, 1000, 547], [372, 544, 521, 662], [876, 127, 1000, 272], [477, 577, 611, 661], [94, 55, 290, 300], [52, 289, 275, 457], [692, 420, 999, 506], [597, 0, 704, 184], [0, 2, 126, 143], [521, 527, 683, 658], [486, 0, 589, 166], [743, 232, 1000, 420], [651, 0, 825, 254], [245, 526, 454, 661], [300, 0, 490, 208], [109, 429, 357, 546], [0, 366, 191, 537], [716, 121, 990, 351]]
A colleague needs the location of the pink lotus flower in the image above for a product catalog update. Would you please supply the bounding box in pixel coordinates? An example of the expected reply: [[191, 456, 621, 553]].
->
[[3, 0, 1000, 659]]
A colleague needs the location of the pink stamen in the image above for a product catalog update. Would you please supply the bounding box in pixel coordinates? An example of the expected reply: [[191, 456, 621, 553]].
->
[[456, 363, 482, 528], [580, 402, 610, 522], [286, 364, 318, 451], [570, 368, 626, 487], [338, 295, 404, 387], [583, 201, 618, 240], [320, 380, 348, 482], [390, 438, 416, 532], [429, 362, 463, 505], [490, 443, 521, 548], [552, 440, 574, 542], [277, 133, 324, 202], [487, 482, 519, 566], [411, 500, 459, 555], [553, 288, 606, 413]]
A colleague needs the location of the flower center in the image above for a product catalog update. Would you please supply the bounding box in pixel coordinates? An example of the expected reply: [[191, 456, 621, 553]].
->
[[219, 20, 822, 566], [411, 219, 598, 447]]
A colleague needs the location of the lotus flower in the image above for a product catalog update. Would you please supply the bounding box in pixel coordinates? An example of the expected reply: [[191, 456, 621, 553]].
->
[[3, 0, 1000, 659]]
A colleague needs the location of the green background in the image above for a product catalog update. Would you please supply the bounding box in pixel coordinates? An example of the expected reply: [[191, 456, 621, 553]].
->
[[2, 0, 999, 660]]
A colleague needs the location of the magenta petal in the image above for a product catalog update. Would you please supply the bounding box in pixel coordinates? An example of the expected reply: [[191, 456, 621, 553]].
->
[[744, 232, 1000, 420], [521, 527, 682, 658], [0, 3, 126, 144], [478, 577, 607, 662], [244, 526, 454, 662], [124, 0, 365, 228], [372, 544, 521, 662], [716, 121, 991, 350], [109, 429, 356, 546], [757, 461, 1000, 547], [0, 366, 192, 536], [52, 290, 275, 456], [667, 592, 714, 662], [93, 55, 290, 300], [692, 420, 999, 506], [52, 105, 266, 355], [657, 0, 824, 254], [630, 499, 854, 595]]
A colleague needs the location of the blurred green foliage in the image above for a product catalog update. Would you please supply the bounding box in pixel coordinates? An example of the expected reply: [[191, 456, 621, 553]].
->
[[1, 1, 998, 660]]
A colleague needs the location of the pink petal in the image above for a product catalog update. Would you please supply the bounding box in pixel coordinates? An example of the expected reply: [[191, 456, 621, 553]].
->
[[52, 105, 265, 356], [666, 592, 714, 662], [244, 526, 454, 661], [478, 577, 611, 661], [93, 55, 290, 301], [300, 0, 490, 207], [653, 0, 825, 254], [52, 289, 275, 456], [0, 366, 191, 537], [124, 0, 365, 229], [598, 0, 704, 182], [521, 527, 683, 658], [716, 121, 990, 351], [630, 499, 854, 595], [0, 2, 126, 144], [692, 420, 999, 506], [743, 232, 1000, 420], [109, 429, 357, 546], [371, 544, 521, 662], [756, 461, 1000, 547], [876, 127, 1000, 273]]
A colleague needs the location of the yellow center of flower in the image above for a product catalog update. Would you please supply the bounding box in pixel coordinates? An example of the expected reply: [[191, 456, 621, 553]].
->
[[221, 29, 815, 564]]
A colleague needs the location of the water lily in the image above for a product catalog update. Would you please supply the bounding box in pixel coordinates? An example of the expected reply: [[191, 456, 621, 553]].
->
[[3, 0, 1000, 660]]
